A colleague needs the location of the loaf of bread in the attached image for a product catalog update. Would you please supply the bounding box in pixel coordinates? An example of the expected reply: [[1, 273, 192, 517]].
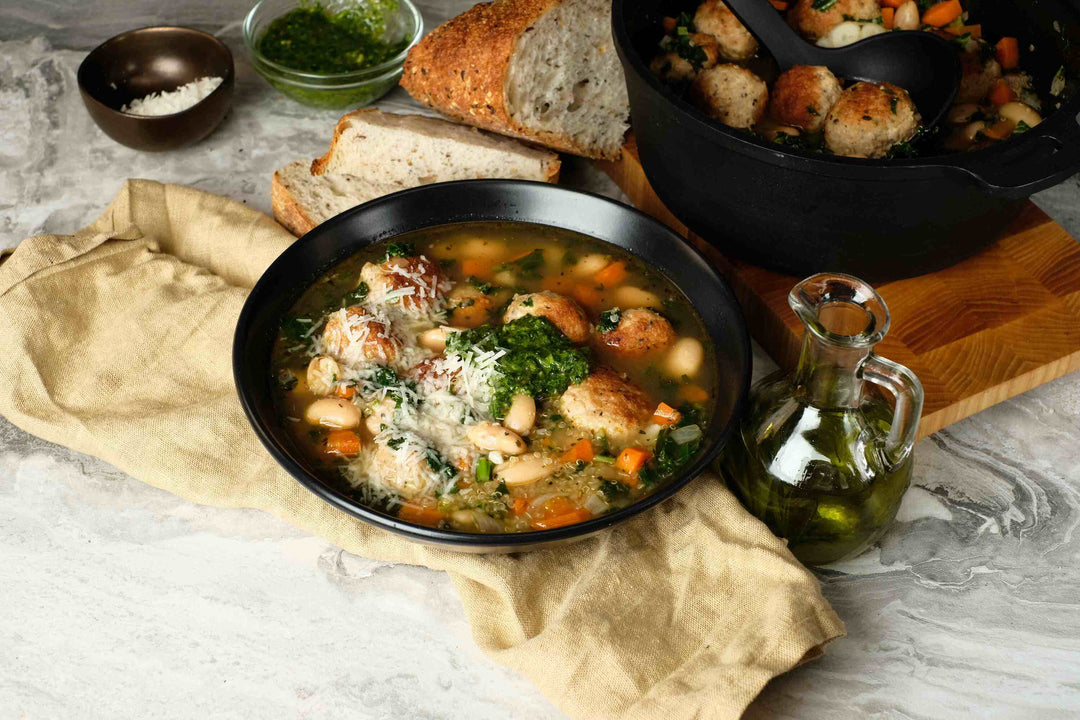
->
[[400, 0, 630, 160], [273, 110, 561, 236]]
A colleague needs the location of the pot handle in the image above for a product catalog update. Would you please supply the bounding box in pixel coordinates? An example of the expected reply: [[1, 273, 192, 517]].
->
[[859, 354, 924, 468], [945, 109, 1080, 198]]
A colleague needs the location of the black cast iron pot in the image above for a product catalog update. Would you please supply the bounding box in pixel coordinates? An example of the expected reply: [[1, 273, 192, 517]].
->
[[612, 0, 1080, 281], [234, 181, 751, 552]]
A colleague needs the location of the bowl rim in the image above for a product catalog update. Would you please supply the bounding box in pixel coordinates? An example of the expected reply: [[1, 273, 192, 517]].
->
[[77, 25, 235, 121], [233, 180, 753, 549], [242, 0, 424, 82], [610, 0, 1080, 174]]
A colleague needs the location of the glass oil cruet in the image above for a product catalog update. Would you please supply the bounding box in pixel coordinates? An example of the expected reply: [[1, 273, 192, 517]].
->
[[720, 273, 924, 566]]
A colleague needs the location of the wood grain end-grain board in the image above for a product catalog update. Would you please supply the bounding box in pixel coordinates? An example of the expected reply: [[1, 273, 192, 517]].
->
[[596, 136, 1080, 437]]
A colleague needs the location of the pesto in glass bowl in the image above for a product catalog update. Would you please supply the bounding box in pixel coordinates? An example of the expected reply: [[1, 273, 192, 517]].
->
[[243, 0, 422, 109]]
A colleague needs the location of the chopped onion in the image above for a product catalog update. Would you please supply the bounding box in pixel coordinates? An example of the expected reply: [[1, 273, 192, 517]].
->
[[529, 493, 557, 511], [669, 424, 702, 445], [583, 493, 608, 515]]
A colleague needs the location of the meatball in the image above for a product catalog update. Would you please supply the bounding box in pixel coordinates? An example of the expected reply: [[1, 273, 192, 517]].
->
[[768, 65, 842, 134], [649, 34, 721, 83], [447, 283, 497, 328], [693, 0, 758, 61], [321, 306, 400, 365], [786, 0, 881, 43], [598, 308, 676, 357], [824, 82, 921, 159], [361, 255, 449, 316], [504, 291, 591, 343], [690, 64, 768, 129], [957, 52, 1002, 103], [558, 367, 653, 447], [368, 438, 443, 500]]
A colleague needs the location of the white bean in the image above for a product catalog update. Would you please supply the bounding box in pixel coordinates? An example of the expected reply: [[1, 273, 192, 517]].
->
[[461, 237, 509, 261], [365, 398, 395, 435], [467, 422, 527, 455], [573, 253, 613, 277], [894, 1, 920, 30], [961, 120, 987, 144], [305, 397, 361, 429], [664, 337, 705, 379], [418, 326, 461, 353], [613, 286, 662, 309], [495, 454, 560, 486], [503, 394, 536, 436], [997, 101, 1042, 129], [306, 355, 341, 396]]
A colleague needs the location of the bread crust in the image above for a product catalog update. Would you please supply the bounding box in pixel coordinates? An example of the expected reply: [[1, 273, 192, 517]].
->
[[271, 170, 316, 237], [399, 0, 619, 160]]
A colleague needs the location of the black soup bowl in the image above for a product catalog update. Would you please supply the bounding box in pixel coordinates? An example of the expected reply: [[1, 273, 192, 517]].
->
[[612, 0, 1080, 282], [234, 181, 752, 553]]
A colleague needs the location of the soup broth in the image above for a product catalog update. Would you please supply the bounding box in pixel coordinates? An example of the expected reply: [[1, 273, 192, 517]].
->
[[271, 222, 717, 533]]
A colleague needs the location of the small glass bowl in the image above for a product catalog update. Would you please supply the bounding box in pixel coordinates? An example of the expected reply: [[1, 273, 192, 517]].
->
[[243, 0, 423, 109]]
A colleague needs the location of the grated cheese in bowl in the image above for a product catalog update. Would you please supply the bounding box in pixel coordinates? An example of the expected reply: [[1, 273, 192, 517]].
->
[[121, 76, 224, 116]]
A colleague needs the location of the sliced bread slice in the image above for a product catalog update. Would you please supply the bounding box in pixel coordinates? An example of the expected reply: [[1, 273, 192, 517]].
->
[[272, 160, 404, 236], [400, 0, 630, 160], [310, 108, 561, 182]]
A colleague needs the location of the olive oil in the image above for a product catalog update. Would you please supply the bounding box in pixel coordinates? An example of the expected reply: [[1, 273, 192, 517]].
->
[[719, 274, 923, 566]]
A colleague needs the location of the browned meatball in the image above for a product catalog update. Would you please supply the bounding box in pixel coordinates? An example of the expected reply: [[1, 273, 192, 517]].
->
[[649, 34, 721, 83], [694, 0, 758, 61], [361, 255, 449, 316], [504, 291, 591, 343], [768, 65, 842, 134], [957, 52, 1002, 103], [321, 306, 400, 365], [558, 368, 653, 447], [824, 82, 921, 159], [598, 308, 676, 357], [786, 0, 881, 43], [690, 64, 769, 129]]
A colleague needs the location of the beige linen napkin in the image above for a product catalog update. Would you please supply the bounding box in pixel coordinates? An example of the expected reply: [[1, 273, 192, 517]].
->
[[0, 180, 843, 719]]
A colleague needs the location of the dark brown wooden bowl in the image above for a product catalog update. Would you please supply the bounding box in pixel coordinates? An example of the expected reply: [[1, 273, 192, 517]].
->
[[77, 26, 234, 152]]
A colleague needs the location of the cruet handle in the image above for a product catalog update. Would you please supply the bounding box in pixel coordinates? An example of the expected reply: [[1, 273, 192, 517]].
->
[[859, 354, 924, 467]]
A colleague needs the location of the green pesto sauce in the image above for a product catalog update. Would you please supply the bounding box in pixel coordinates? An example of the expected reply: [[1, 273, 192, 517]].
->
[[258, 1, 406, 74]]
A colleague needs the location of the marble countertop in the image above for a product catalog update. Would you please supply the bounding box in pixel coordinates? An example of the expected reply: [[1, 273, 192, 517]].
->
[[3, 1, 1080, 717]]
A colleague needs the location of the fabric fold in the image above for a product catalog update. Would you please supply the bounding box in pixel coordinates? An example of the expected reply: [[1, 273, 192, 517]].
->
[[0, 180, 843, 720]]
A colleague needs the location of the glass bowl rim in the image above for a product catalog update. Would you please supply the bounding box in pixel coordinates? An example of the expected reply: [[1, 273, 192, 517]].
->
[[242, 0, 423, 82]]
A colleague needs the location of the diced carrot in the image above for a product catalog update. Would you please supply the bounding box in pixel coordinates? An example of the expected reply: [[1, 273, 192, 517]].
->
[[768, 0, 788, 10], [981, 119, 1014, 140], [512, 497, 528, 515], [996, 36, 1019, 70], [652, 402, 683, 426], [325, 430, 362, 456], [988, 79, 1017, 106], [531, 509, 592, 530], [559, 438, 595, 464], [335, 384, 356, 399], [662, 16, 677, 32], [881, 7, 894, 28], [398, 503, 444, 526], [678, 384, 710, 403], [461, 258, 492, 279], [921, 0, 963, 28], [593, 261, 627, 287], [615, 447, 651, 475], [542, 496, 575, 517], [879, 0, 904, 7], [946, 23, 980, 38], [572, 283, 603, 309]]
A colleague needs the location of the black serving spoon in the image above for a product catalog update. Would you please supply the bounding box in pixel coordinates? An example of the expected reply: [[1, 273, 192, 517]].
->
[[721, 0, 961, 128]]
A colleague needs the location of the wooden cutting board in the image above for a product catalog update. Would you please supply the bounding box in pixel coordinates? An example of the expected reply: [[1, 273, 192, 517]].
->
[[595, 136, 1080, 438]]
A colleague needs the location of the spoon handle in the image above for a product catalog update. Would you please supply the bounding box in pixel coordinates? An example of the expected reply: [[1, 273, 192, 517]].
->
[[719, 0, 820, 69]]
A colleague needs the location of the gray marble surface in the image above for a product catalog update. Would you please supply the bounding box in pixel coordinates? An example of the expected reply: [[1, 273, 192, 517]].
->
[[3, 1, 1080, 718]]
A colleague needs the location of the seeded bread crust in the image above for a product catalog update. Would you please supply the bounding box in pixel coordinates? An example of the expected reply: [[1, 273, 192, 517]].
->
[[400, 0, 619, 160]]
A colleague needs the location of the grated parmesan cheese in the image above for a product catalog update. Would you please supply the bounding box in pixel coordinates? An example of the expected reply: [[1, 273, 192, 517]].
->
[[121, 76, 224, 116]]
